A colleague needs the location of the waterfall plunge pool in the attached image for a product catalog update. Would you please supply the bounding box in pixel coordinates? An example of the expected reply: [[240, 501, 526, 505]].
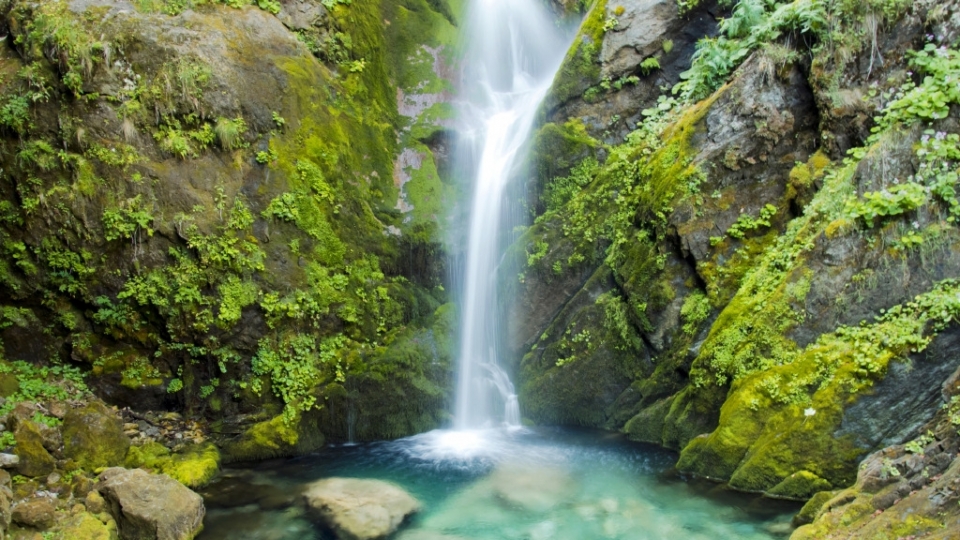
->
[[197, 427, 800, 540]]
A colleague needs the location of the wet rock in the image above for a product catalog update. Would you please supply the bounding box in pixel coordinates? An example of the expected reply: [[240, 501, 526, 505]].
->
[[97, 467, 205, 540], [63, 402, 130, 470], [14, 421, 56, 478], [302, 477, 421, 540], [12, 497, 57, 529]]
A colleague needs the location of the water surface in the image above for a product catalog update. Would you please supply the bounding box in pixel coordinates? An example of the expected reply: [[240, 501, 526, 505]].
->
[[198, 427, 798, 540]]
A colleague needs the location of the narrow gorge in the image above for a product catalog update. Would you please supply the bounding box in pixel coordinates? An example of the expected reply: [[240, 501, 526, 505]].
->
[[0, 0, 957, 539]]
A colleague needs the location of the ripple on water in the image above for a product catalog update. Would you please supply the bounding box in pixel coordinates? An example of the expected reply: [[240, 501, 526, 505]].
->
[[197, 427, 799, 540]]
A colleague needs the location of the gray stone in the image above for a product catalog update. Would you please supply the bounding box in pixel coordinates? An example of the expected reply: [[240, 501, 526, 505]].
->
[[303, 478, 420, 540], [600, 0, 679, 78], [98, 467, 205, 540], [0, 454, 19, 468]]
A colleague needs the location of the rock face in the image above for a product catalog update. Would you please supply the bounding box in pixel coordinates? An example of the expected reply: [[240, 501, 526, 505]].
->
[[97, 467, 205, 540], [0, 0, 460, 454], [63, 402, 131, 470], [302, 478, 421, 540], [513, 0, 960, 522]]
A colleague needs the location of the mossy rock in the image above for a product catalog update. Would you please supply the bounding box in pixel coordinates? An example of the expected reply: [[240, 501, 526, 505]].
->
[[792, 490, 836, 526], [0, 373, 19, 397], [767, 470, 832, 500], [52, 510, 118, 540], [14, 420, 56, 477], [222, 412, 324, 463], [125, 441, 220, 489], [62, 402, 130, 470]]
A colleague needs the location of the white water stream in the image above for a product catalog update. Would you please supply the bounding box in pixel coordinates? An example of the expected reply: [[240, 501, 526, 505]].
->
[[453, 0, 571, 430]]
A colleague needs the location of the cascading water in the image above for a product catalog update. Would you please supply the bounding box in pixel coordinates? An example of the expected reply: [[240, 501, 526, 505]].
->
[[453, 0, 572, 430]]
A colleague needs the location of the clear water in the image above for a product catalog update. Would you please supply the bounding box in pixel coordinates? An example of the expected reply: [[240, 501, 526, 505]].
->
[[198, 428, 799, 540]]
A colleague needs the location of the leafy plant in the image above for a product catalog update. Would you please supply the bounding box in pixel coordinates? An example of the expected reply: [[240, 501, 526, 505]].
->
[[845, 183, 926, 227]]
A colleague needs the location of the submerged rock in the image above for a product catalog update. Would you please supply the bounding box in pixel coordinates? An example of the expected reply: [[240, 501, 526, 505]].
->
[[488, 464, 575, 512], [302, 477, 420, 540], [97, 467, 205, 540]]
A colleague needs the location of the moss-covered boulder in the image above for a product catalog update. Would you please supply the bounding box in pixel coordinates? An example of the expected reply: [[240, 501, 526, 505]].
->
[[125, 442, 220, 489], [13, 420, 56, 478], [221, 412, 323, 463], [52, 510, 119, 540], [63, 402, 130, 471]]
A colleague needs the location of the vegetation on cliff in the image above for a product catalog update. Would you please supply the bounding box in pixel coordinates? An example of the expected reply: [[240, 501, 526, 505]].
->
[[514, 3, 960, 534]]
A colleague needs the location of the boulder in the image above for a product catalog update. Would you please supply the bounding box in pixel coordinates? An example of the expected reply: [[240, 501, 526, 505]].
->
[[302, 478, 421, 540], [0, 454, 19, 468], [63, 403, 130, 470], [12, 497, 57, 529], [13, 421, 56, 478], [97, 468, 205, 540], [55, 510, 118, 540]]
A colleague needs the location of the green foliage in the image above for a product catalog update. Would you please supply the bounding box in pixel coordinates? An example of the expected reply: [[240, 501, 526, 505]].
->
[[904, 431, 934, 455], [14, 0, 108, 95], [102, 195, 155, 242], [877, 44, 960, 127], [88, 143, 140, 169], [252, 334, 345, 422], [640, 57, 661, 75], [0, 95, 32, 134], [599, 292, 644, 352], [681, 292, 711, 335], [526, 241, 549, 267], [0, 360, 90, 445], [726, 204, 778, 240], [845, 183, 926, 227], [214, 116, 248, 150]]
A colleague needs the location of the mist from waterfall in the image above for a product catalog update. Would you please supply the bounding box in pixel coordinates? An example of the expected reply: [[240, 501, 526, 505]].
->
[[453, 0, 572, 429]]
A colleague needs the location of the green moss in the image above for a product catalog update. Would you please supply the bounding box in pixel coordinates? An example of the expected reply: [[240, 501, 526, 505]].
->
[[53, 510, 117, 540], [125, 441, 220, 488], [532, 119, 600, 194], [546, 0, 608, 108], [767, 470, 832, 500], [62, 402, 130, 471], [222, 411, 323, 463], [680, 278, 960, 491], [320, 302, 456, 440], [793, 489, 837, 526], [14, 420, 56, 477], [0, 372, 19, 397]]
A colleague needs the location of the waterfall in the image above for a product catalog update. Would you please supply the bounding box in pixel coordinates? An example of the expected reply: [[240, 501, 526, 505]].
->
[[453, 0, 572, 429]]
